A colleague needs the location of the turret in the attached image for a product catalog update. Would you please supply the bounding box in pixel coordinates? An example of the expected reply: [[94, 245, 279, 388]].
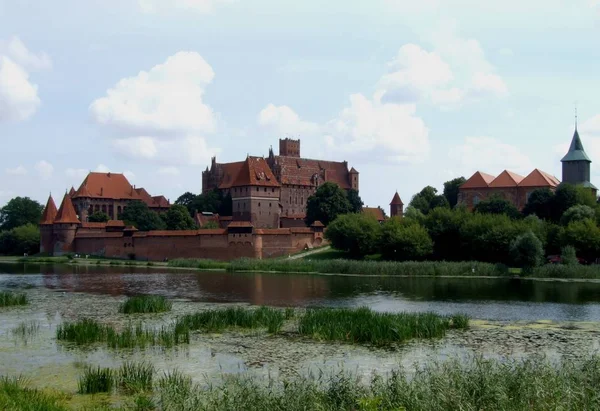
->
[[561, 125, 597, 191], [349, 167, 359, 191], [39, 194, 57, 254], [390, 192, 404, 218], [52, 193, 80, 255]]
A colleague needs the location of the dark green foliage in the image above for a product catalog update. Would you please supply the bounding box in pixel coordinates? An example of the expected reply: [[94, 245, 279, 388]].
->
[[119, 295, 172, 314], [200, 220, 219, 229], [509, 231, 544, 270], [474, 194, 521, 219], [443, 177, 466, 207], [347, 189, 363, 213], [88, 211, 110, 223], [0, 197, 43, 231], [78, 366, 114, 394], [560, 219, 600, 262], [458, 213, 524, 263], [423, 207, 468, 261], [403, 206, 425, 223], [168, 258, 229, 270], [0, 291, 28, 307], [0, 224, 40, 256], [409, 186, 438, 215], [0, 376, 66, 410], [560, 205, 595, 226], [164, 204, 197, 230], [121, 200, 166, 231], [305, 182, 352, 225], [298, 307, 468, 346], [175, 189, 232, 217], [523, 188, 555, 220], [524, 184, 597, 222], [176, 306, 287, 334], [119, 361, 155, 394], [379, 218, 433, 261], [325, 213, 381, 258], [561, 246, 579, 265]]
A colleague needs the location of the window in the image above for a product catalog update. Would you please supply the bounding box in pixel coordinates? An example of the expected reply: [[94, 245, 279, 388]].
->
[[264, 187, 267, 192], [526, 191, 532, 203], [258, 203, 261, 207], [473, 196, 480, 206], [257, 187, 259, 192], [269, 203, 272, 207], [272, 188, 275, 192]]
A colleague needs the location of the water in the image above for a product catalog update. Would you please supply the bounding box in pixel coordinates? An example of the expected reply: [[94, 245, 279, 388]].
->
[[2, 263, 600, 322]]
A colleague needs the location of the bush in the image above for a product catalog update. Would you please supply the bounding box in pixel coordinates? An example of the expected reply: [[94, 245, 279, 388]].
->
[[561, 246, 579, 265], [379, 218, 433, 261], [560, 219, 600, 262], [509, 231, 544, 270], [88, 211, 110, 223], [0, 224, 40, 256], [560, 205, 596, 226], [325, 213, 381, 258]]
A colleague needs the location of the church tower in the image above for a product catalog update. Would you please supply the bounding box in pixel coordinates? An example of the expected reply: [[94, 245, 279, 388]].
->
[[390, 192, 404, 218], [561, 125, 596, 191]]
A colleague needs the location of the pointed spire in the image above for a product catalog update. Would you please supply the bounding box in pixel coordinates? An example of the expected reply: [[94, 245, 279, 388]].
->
[[68, 186, 76, 197], [390, 191, 403, 205], [40, 195, 58, 225], [54, 193, 80, 224], [562, 125, 591, 162]]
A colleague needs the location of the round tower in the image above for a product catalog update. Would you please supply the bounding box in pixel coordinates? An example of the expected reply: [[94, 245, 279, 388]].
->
[[52, 193, 81, 255], [39, 194, 57, 255]]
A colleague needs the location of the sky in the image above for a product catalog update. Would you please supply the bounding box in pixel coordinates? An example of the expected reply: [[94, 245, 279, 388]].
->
[[1, 0, 600, 211]]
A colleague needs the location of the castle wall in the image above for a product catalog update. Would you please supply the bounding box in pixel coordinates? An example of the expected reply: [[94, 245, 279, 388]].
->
[[280, 185, 315, 217]]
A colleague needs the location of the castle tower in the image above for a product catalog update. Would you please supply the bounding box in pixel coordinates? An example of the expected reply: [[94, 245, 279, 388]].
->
[[39, 194, 57, 254], [349, 167, 359, 191], [561, 125, 597, 192], [390, 192, 404, 218], [279, 138, 300, 157], [52, 193, 81, 255]]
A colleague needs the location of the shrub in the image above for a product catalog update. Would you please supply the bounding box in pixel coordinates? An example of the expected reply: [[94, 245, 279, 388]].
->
[[560, 219, 600, 262], [509, 231, 544, 270], [560, 205, 596, 226], [379, 218, 433, 261], [561, 246, 579, 265], [325, 213, 381, 258]]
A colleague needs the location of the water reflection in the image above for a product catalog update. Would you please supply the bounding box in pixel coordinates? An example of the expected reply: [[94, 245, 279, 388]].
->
[[2, 263, 600, 321]]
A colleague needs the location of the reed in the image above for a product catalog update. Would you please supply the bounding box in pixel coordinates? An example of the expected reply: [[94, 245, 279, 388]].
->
[[168, 258, 229, 270], [78, 366, 114, 394], [56, 318, 107, 344], [532, 264, 600, 279], [176, 306, 287, 334], [118, 361, 155, 394], [17, 256, 70, 264], [119, 295, 172, 314], [298, 307, 468, 346], [0, 291, 28, 307], [0, 376, 66, 410], [11, 320, 40, 344]]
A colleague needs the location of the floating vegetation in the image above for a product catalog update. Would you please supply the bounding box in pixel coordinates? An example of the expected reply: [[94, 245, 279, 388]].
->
[[119, 295, 172, 314], [11, 320, 41, 344], [0, 291, 27, 307], [78, 366, 114, 394], [118, 361, 155, 394], [0, 376, 67, 410], [298, 307, 468, 346], [176, 306, 289, 334]]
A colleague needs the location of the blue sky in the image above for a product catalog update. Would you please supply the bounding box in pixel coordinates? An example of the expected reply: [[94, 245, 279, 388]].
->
[[1, 0, 599, 211]]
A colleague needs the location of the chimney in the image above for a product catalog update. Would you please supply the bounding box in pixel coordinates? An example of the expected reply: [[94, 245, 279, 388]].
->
[[100, 187, 103, 196], [107, 172, 111, 177]]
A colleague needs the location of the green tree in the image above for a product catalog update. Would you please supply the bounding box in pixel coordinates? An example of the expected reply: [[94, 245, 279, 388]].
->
[[88, 211, 110, 223], [409, 186, 439, 215], [121, 201, 166, 231], [0, 224, 40, 255], [175, 192, 198, 215], [346, 189, 363, 213], [423, 207, 468, 261], [430, 195, 450, 210], [403, 206, 425, 224], [379, 218, 433, 261], [164, 205, 197, 230], [560, 205, 596, 226], [474, 194, 520, 219], [325, 213, 381, 258], [305, 182, 352, 225], [509, 231, 544, 271], [560, 219, 600, 262], [523, 188, 554, 220], [561, 245, 579, 265], [443, 177, 466, 208], [459, 213, 525, 263], [0, 197, 43, 231]]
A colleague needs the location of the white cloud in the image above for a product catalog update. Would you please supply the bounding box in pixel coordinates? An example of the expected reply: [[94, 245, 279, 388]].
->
[[158, 166, 180, 176], [113, 137, 158, 159], [449, 137, 534, 176], [258, 104, 320, 136], [468, 72, 508, 99], [138, 0, 226, 13], [0, 56, 40, 122], [581, 114, 600, 137], [113, 135, 218, 166], [0, 37, 52, 71], [90, 51, 216, 137], [95, 164, 110, 173], [35, 160, 54, 180], [65, 168, 89, 180], [5, 165, 27, 175]]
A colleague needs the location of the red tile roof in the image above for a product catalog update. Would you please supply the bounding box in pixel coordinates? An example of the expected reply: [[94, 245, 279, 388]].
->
[[390, 192, 403, 205], [461, 171, 496, 189], [310, 221, 325, 227], [217, 161, 245, 189], [68, 187, 76, 197], [273, 156, 352, 189], [54, 193, 80, 224], [40, 195, 58, 225], [519, 169, 560, 188], [363, 207, 386, 222], [107, 220, 125, 228], [151, 195, 170, 208], [232, 157, 280, 187], [228, 221, 254, 227], [80, 222, 108, 229], [489, 170, 525, 188]]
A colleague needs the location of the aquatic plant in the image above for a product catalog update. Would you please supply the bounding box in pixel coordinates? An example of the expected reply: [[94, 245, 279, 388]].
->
[[78, 366, 114, 394], [119, 295, 172, 314], [168, 258, 229, 270], [0, 291, 28, 307], [118, 361, 155, 394], [0, 376, 66, 410], [56, 318, 107, 345], [298, 307, 468, 346], [152, 356, 600, 411], [176, 306, 287, 334], [157, 370, 195, 410], [11, 320, 40, 343]]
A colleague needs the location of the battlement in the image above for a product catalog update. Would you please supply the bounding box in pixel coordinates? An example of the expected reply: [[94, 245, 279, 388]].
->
[[279, 138, 300, 158]]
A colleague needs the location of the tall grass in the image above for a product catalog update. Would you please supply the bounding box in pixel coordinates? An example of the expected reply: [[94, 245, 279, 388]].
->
[[176, 306, 289, 334], [119, 295, 172, 314], [0, 376, 67, 410], [78, 366, 114, 394], [153, 356, 600, 411], [11, 320, 40, 344], [17, 256, 70, 264], [168, 258, 229, 270], [0, 291, 28, 307], [298, 307, 467, 346], [56, 318, 189, 349], [533, 264, 600, 279], [118, 361, 155, 394]]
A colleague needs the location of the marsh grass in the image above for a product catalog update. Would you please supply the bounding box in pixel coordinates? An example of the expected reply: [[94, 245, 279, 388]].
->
[[78, 366, 114, 394], [0, 291, 28, 307], [56, 319, 189, 349], [118, 362, 155, 394], [176, 306, 288, 334], [11, 320, 41, 344], [0, 376, 67, 410], [119, 295, 172, 314], [298, 307, 468, 346], [17, 256, 70, 264], [168, 258, 229, 270]]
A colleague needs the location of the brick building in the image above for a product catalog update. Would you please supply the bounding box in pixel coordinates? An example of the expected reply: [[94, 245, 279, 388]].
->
[[458, 126, 595, 210], [202, 138, 359, 228], [69, 172, 170, 222]]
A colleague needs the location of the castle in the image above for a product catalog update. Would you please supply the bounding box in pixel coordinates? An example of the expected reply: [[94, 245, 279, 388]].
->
[[458, 126, 596, 210], [202, 138, 359, 228]]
